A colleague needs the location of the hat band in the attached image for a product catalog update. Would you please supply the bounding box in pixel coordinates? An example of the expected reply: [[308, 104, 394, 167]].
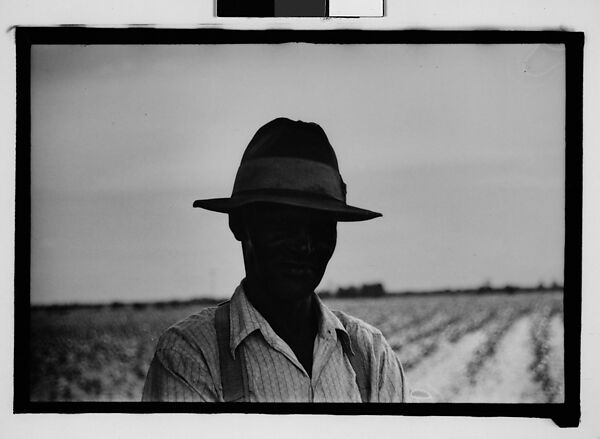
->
[[232, 157, 345, 202]]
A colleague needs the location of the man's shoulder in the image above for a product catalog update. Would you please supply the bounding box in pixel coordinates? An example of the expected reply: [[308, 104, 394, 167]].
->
[[155, 306, 219, 356]]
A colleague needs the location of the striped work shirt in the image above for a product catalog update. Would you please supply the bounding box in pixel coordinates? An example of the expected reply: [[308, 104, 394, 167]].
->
[[142, 284, 407, 402]]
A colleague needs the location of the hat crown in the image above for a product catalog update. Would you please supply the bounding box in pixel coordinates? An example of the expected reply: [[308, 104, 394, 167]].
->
[[240, 118, 340, 171]]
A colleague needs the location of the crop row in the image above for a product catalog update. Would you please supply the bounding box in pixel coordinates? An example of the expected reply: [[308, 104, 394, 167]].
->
[[529, 304, 564, 403], [464, 308, 525, 385]]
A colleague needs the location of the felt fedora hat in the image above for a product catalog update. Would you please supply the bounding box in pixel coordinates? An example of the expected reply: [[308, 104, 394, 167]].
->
[[193, 118, 382, 222]]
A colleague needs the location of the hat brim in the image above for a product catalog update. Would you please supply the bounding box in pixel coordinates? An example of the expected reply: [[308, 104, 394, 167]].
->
[[193, 193, 381, 222]]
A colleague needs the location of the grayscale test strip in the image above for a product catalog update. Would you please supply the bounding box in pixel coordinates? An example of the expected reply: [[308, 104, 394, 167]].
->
[[217, 0, 383, 17]]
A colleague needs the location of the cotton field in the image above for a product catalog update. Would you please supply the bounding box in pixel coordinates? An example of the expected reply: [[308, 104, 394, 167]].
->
[[29, 291, 563, 403]]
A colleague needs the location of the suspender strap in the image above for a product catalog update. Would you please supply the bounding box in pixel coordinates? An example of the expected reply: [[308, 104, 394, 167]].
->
[[346, 343, 370, 403], [214, 302, 247, 402]]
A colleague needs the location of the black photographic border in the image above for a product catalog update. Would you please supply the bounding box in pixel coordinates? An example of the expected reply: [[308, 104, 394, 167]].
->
[[13, 27, 583, 427]]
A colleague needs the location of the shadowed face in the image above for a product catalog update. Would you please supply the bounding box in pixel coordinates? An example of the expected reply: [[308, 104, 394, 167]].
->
[[234, 203, 337, 302]]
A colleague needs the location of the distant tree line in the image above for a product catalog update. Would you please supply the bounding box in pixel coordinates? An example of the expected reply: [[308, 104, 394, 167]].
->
[[317, 280, 563, 299], [387, 281, 564, 298], [32, 280, 564, 311], [318, 283, 387, 298], [476, 280, 563, 295], [32, 297, 221, 312]]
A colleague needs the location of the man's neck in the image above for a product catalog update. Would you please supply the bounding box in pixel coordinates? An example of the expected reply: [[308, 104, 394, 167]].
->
[[242, 278, 319, 342]]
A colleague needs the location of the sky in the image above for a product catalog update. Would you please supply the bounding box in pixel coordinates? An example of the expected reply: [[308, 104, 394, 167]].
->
[[30, 43, 566, 304]]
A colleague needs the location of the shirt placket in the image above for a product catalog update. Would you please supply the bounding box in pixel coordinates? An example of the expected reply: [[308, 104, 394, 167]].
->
[[261, 330, 316, 401], [310, 330, 339, 402]]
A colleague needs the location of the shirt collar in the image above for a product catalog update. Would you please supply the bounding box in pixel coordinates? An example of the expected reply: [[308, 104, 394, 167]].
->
[[228, 282, 354, 358], [313, 292, 355, 356]]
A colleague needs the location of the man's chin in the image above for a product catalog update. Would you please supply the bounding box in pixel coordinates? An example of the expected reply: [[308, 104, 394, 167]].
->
[[269, 279, 319, 302]]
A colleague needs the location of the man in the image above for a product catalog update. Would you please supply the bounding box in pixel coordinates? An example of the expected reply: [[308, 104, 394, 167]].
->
[[142, 118, 407, 402]]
